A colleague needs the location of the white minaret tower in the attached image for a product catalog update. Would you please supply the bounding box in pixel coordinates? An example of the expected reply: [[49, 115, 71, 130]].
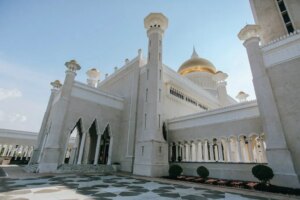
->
[[133, 13, 169, 177]]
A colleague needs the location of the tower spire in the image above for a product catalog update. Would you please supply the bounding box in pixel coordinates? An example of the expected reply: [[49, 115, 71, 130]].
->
[[191, 46, 199, 58]]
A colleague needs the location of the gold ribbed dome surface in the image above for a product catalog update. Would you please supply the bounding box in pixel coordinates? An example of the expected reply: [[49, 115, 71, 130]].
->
[[178, 48, 216, 75]]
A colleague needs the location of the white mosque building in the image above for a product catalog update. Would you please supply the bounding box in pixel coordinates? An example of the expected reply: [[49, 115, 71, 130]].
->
[[1, 0, 300, 188]]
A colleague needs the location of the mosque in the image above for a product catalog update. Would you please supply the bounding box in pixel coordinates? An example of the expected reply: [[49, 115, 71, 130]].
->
[[1, 0, 300, 188]]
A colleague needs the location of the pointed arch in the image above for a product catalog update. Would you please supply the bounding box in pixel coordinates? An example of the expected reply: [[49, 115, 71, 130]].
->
[[85, 119, 98, 164], [97, 123, 113, 165], [64, 118, 83, 164]]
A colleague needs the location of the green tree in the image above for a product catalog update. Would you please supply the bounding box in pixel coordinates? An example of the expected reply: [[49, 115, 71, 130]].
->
[[252, 164, 274, 185]]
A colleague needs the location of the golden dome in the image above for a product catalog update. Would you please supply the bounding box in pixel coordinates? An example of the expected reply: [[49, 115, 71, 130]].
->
[[178, 48, 216, 75]]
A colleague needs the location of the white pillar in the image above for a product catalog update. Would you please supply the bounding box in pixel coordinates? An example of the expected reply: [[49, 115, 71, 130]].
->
[[247, 138, 254, 162], [9, 145, 16, 157], [190, 142, 195, 161], [77, 132, 87, 164], [175, 143, 179, 161], [93, 134, 102, 165], [237, 138, 243, 162], [2, 145, 8, 157], [193, 142, 198, 162], [262, 140, 268, 163], [185, 143, 189, 161], [209, 142, 214, 161], [217, 142, 223, 161], [226, 139, 232, 162], [7, 145, 13, 157], [197, 141, 203, 161], [214, 144, 218, 161], [204, 141, 209, 161]]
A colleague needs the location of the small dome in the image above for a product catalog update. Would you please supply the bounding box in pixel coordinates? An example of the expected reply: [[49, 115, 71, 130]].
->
[[178, 48, 216, 75]]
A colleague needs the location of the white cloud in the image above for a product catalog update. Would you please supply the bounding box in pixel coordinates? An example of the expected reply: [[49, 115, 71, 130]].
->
[[0, 88, 22, 101], [8, 113, 27, 123]]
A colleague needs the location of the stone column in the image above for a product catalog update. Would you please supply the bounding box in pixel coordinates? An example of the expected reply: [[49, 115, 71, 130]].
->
[[204, 141, 208, 161], [194, 141, 198, 162], [77, 132, 87, 164], [185, 143, 189, 162], [175, 143, 179, 161], [190, 142, 195, 161], [217, 142, 223, 161], [93, 134, 102, 165], [182, 144, 186, 161], [9, 145, 16, 157], [197, 141, 203, 161], [237, 139, 243, 162], [209, 142, 214, 161], [2, 146, 8, 157], [226, 139, 232, 162], [247, 138, 254, 162]]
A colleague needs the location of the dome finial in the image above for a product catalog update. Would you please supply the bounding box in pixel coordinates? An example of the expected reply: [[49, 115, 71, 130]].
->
[[191, 46, 199, 58]]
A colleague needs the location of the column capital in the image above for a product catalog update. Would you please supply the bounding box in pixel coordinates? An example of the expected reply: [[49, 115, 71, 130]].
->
[[65, 60, 81, 73], [86, 68, 100, 87], [238, 24, 261, 42], [144, 13, 168, 33], [50, 80, 62, 90]]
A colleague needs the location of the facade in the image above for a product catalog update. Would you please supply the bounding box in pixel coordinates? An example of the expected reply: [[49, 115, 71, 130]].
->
[[25, 1, 300, 188]]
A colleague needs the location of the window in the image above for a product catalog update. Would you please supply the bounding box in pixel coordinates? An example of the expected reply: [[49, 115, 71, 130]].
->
[[147, 69, 149, 80], [158, 114, 161, 128], [144, 113, 147, 129], [146, 88, 148, 102], [142, 146, 144, 156], [276, 0, 294, 33], [159, 88, 161, 102], [169, 86, 208, 110], [159, 69, 162, 80], [159, 146, 162, 153]]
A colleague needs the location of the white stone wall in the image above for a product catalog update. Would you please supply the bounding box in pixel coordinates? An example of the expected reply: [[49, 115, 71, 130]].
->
[[98, 56, 142, 172], [266, 56, 300, 179]]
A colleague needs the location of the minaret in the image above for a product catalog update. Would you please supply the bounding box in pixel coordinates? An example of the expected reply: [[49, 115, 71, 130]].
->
[[86, 68, 100, 87], [213, 71, 230, 106], [133, 13, 169, 177]]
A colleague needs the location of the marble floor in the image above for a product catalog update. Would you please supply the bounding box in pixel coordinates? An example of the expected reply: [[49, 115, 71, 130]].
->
[[0, 173, 280, 200]]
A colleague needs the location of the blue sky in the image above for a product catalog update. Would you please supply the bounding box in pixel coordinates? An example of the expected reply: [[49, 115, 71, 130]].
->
[[0, 1, 255, 132]]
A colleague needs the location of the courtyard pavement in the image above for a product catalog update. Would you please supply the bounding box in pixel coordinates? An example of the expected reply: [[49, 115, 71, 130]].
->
[[0, 166, 299, 200]]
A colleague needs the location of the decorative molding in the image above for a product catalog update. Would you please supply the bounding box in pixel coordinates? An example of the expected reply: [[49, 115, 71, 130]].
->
[[261, 30, 300, 68], [168, 100, 259, 130]]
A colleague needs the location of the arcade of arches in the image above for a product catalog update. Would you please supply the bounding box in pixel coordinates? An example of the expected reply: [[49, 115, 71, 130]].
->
[[169, 134, 267, 163], [0, 144, 34, 164], [63, 120, 113, 166]]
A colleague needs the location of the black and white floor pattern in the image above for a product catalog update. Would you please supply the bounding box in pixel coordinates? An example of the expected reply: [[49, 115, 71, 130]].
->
[[0, 174, 275, 200]]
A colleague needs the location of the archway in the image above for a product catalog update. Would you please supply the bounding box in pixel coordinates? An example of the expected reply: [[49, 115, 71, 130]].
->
[[98, 125, 111, 164], [87, 121, 98, 164], [64, 119, 83, 164]]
